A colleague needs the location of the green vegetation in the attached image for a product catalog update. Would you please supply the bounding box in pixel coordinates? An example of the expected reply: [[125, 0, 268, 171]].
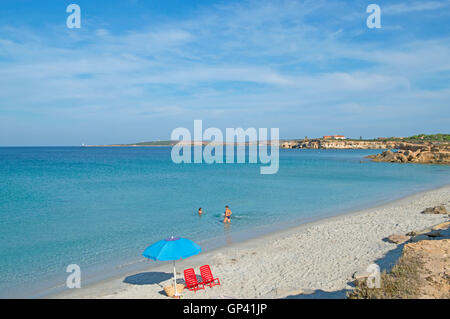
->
[[348, 253, 423, 299], [111, 133, 450, 146], [381, 134, 450, 142], [131, 140, 177, 146], [118, 140, 177, 146], [404, 134, 450, 142]]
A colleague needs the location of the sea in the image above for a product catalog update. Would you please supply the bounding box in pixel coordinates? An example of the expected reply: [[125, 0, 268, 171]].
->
[[0, 146, 449, 297]]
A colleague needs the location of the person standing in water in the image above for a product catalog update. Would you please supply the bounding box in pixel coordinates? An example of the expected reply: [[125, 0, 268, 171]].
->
[[223, 205, 232, 223], [198, 208, 202, 216]]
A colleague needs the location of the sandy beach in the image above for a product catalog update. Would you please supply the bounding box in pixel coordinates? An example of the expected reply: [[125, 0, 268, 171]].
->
[[53, 185, 450, 299]]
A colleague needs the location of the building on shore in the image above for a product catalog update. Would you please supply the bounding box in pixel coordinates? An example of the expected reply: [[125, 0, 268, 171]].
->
[[323, 135, 346, 140]]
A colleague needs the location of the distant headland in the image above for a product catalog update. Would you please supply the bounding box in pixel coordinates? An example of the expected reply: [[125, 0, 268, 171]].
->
[[84, 134, 450, 164], [85, 134, 450, 148], [85, 140, 178, 147], [280, 134, 450, 164]]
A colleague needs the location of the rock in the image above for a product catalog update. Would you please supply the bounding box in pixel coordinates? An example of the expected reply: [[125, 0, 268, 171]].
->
[[280, 139, 450, 164], [420, 227, 433, 234], [382, 150, 397, 162], [407, 228, 432, 236], [353, 271, 370, 279], [401, 239, 450, 298], [367, 142, 450, 164], [281, 141, 301, 149], [387, 234, 411, 244], [410, 234, 430, 242], [353, 270, 372, 284], [398, 154, 408, 163], [422, 205, 448, 214], [432, 221, 450, 231], [415, 151, 434, 163], [427, 231, 442, 238]]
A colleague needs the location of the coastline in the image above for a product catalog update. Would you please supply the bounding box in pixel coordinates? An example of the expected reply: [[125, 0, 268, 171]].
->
[[51, 184, 450, 299]]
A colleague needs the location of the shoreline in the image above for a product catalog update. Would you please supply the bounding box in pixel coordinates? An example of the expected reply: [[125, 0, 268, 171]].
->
[[50, 184, 450, 299]]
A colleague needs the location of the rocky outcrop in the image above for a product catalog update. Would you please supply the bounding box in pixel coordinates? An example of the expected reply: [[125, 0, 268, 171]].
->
[[365, 146, 450, 165], [387, 217, 450, 244], [422, 205, 448, 215], [402, 239, 450, 298], [281, 141, 302, 149], [351, 221, 450, 299], [280, 139, 450, 164], [281, 139, 395, 149], [432, 221, 450, 230]]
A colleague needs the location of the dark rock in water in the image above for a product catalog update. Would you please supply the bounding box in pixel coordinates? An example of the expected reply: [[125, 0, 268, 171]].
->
[[427, 231, 442, 238]]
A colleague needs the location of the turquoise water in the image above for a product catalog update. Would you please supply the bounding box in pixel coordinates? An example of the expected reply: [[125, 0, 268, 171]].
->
[[0, 147, 449, 297]]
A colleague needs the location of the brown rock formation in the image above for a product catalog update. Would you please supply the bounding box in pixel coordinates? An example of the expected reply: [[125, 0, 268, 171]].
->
[[387, 234, 411, 244], [366, 144, 450, 164], [402, 239, 450, 298], [433, 221, 450, 230], [350, 221, 450, 299], [280, 138, 450, 164], [422, 205, 448, 215], [281, 139, 392, 149]]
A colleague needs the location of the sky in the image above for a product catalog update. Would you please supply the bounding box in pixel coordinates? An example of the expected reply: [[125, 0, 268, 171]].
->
[[0, 0, 449, 146]]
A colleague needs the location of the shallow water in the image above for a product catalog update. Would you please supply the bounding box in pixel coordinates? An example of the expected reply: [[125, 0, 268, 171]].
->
[[0, 146, 449, 297]]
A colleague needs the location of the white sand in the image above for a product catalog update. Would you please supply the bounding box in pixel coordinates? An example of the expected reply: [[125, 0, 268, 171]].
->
[[53, 185, 450, 299]]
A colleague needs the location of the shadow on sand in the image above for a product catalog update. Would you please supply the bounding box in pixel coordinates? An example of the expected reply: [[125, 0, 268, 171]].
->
[[123, 272, 173, 285], [124, 271, 202, 297], [285, 241, 409, 299], [377, 240, 406, 273], [285, 289, 348, 299]]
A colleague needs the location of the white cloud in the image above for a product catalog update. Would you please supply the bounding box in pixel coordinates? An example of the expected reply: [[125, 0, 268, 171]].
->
[[0, 0, 449, 144], [95, 29, 109, 37], [384, 1, 450, 14]]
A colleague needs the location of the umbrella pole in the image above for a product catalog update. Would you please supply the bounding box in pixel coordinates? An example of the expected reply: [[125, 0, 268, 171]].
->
[[173, 260, 178, 297]]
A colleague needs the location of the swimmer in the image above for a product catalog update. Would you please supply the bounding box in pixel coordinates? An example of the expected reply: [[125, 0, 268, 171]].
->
[[223, 205, 232, 223]]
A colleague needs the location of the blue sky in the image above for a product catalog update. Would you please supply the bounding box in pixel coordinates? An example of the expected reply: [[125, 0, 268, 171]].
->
[[0, 0, 449, 145]]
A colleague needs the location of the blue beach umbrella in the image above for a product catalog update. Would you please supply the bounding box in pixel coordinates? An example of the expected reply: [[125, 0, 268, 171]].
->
[[143, 236, 201, 296]]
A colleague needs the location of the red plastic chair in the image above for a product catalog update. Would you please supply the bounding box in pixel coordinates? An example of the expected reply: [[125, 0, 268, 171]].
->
[[199, 265, 221, 288], [183, 268, 205, 292]]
